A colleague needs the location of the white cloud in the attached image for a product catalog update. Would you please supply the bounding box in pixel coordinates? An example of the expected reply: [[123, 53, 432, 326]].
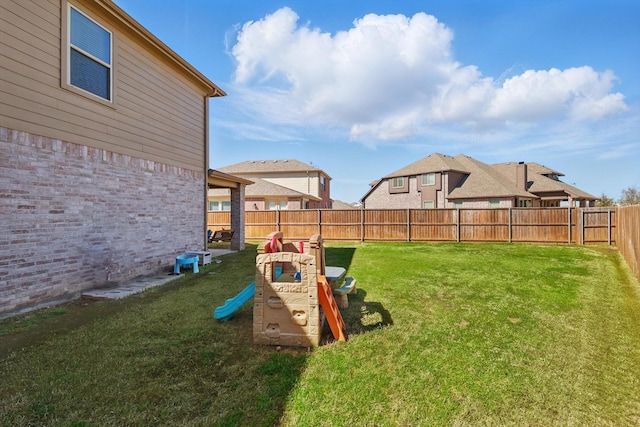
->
[[230, 7, 629, 141]]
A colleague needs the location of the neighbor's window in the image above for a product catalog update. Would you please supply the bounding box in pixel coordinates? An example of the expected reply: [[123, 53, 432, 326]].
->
[[422, 173, 436, 186], [453, 201, 463, 209], [68, 5, 112, 101], [489, 199, 501, 208], [423, 200, 435, 209], [208, 201, 230, 211], [320, 176, 326, 191], [392, 177, 404, 188], [268, 200, 288, 210]]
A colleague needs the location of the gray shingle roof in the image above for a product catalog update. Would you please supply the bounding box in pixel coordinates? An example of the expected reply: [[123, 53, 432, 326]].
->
[[208, 177, 321, 200], [375, 153, 594, 201], [448, 155, 534, 199], [384, 153, 469, 178], [491, 162, 595, 199], [218, 159, 331, 178], [331, 200, 357, 209]]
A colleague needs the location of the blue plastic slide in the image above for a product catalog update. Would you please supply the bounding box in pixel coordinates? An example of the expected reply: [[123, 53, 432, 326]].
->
[[213, 282, 255, 322]]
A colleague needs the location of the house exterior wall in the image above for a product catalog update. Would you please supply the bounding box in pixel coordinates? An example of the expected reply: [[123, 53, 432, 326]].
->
[[259, 172, 332, 208], [419, 172, 441, 208], [242, 197, 305, 211], [363, 174, 515, 210], [363, 177, 422, 209], [315, 173, 331, 208], [389, 176, 409, 194], [445, 198, 514, 209], [226, 171, 332, 209], [246, 198, 265, 211], [1, 128, 203, 316], [1, 0, 208, 171], [446, 171, 466, 193], [259, 173, 313, 196], [0, 0, 219, 316]]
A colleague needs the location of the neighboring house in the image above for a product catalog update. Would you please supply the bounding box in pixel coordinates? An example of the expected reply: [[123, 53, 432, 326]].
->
[[0, 0, 225, 316], [361, 153, 597, 209], [331, 200, 358, 210], [207, 170, 253, 249], [212, 159, 332, 210]]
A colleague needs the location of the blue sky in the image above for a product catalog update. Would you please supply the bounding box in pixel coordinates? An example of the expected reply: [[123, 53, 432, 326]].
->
[[113, 0, 639, 203]]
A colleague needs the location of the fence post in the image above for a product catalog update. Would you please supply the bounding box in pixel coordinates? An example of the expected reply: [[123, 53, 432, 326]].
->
[[407, 208, 411, 242], [318, 209, 321, 235], [508, 208, 512, 243], [580, 208, 584, 245], [456, 208, 461, 243], [567, 207, 572, 244], [608, 208, 612, 246], [276, 209, 280, 232], [361, 208, 365, 242]]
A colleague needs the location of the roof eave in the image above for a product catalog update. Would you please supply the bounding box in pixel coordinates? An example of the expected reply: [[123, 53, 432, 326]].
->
[[93, 0, 226, 97]]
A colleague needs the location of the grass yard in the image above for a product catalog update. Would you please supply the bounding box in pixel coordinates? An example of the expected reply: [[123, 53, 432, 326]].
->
[[1, 243, 639, 426]]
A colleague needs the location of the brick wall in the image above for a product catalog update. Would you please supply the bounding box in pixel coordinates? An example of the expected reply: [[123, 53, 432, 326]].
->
[[363, 177, 422, 209], [0, 127, 205, 316]]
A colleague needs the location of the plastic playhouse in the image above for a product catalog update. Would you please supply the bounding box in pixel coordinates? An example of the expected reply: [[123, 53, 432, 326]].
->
[[214, 231, 356, 347]]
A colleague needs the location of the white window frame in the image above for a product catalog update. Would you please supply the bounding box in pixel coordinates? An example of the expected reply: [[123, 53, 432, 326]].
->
[[208, 201, 230, 211], [391, 177, 404, 189], [66, 4, 113, 103], [320, 176, 326, 191], [422, 173, 436, 186], [268, 200, 288, 210], [423, 200, 435, 209]]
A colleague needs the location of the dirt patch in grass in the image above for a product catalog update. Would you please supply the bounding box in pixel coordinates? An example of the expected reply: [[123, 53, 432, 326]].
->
[[0, 299, 115, 359]]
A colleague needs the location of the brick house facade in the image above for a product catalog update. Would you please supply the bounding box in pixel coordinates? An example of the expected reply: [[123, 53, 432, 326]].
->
[[0, 0, 224, 316]]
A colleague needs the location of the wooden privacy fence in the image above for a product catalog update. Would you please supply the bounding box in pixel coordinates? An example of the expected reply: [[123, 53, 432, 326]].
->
[[208, 207, 617, 245], [616, 204, 640, 280], [208, 204, 639, 284]]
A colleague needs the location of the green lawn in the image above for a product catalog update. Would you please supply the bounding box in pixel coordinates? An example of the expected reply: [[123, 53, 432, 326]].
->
[[1, 243, 639, 426]]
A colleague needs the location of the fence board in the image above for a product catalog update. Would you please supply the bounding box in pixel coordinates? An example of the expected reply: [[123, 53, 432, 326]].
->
[[410, 209, 457, 241], [319, 210, 363, 240], [207, 211, 230, 231], [458, 209, 509, 242], [510, 208, 572, 243], [581, 208, 617, 245]]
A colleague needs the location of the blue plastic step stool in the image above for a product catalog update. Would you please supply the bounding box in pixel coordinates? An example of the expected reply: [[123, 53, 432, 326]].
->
[[174, 253, 199, 275]]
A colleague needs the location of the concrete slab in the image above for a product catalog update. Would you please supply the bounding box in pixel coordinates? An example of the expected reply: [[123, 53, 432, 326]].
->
[[81, 250, 237, 300], [82, 274, 180, 300]]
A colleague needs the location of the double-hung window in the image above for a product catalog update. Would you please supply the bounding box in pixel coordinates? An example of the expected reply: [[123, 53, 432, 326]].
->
[[208, 201, 231, 211], [422, 173, 435, 186], [391, 177, 404, 189], [268, 200, 288, 210], [67, 5, 112, 101]]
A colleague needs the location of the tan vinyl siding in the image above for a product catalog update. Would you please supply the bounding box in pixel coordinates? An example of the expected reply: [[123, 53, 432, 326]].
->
[[307, 174, 320, 198], [0, 0, 207, 171], [262, 173, 317, 197]]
